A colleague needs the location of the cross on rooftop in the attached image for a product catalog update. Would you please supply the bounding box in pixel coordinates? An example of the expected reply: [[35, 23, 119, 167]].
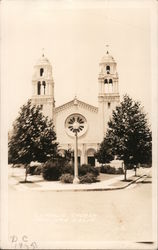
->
[[106, 44, 109, 54], [42, 48, 45, 57]]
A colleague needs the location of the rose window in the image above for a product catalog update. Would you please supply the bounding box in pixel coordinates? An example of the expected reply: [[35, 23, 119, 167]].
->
[[65, 114, 87, 137]]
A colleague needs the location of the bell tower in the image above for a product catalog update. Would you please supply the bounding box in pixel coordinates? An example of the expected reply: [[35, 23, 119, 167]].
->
[[31, 53, 55, 120], [98, 46, 120, 140]]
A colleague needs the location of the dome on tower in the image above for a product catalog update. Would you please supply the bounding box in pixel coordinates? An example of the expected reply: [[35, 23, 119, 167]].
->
[[100, 50, 116, 64], [36, 54, 51, 66]]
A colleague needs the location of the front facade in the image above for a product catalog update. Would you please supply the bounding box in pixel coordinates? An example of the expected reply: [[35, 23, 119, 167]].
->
[[31, 49, 120, 166]]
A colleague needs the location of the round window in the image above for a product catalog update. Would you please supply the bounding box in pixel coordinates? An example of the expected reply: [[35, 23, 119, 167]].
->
[[65, 113, 88, 137]]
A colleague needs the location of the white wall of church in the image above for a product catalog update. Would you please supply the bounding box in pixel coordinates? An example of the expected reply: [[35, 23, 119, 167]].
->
[[55, 104, 100, 146], [54, 101, 101, 165]]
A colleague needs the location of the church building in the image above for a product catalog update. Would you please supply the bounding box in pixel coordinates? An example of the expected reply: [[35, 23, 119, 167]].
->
[[31, 48, 120, 166]]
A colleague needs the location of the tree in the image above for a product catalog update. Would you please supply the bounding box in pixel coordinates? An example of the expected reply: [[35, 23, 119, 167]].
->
[[59, 149, 74, 165], [8, 100, 58, 182], [95, 136, 114, 164], [96, 95, 152, 180]]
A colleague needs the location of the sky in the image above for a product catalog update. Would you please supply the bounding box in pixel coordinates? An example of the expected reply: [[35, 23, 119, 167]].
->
[[1, 0, 155, 130]]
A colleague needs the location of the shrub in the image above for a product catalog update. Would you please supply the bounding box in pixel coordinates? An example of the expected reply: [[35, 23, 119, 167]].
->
[[34, 165, 43, 175], [140, 163, 152, 168], [100, 165, 113, 173], [42, 160, 62, 181], [100, 165, 108, 173], [115, 167, 124, 174], [27, 165, 37, 175], [100, 165, 123, 174], [78, 164, 99, 177], [60, 164, 99, 177], [26, 165, 43, 175], [62, 164, 74, 175], [107, 165, 116, 174], [79, 173, 98, 184], [60, 174, 73, 183]]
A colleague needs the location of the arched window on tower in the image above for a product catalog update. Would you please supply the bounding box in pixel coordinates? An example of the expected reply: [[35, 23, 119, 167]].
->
[[42, 81, 46, 95], [109, 79, 113, 93], [109, 79, 113, 84], [106, 65, 110, 74], [104, 79, 108, 93], [40, 68, 44, 77], [37, 81, 41, 95]]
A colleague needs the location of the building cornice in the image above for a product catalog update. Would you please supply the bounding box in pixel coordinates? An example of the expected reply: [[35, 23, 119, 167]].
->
[[55, 99, 98, 114]]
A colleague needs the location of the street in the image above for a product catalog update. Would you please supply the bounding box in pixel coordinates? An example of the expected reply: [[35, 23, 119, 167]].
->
[[8, 181, 153, 248]]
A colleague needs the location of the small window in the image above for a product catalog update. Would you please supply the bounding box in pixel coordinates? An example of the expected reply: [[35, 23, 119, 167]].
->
[[37, 81, 41, 95], [40, 68, 44, 77], [109, 79, 113, 84], [104, 79, 108, 84], [106, 65, 110, 74], [106, 65, 110, 71], [108, 102, 111, 108], [42, 81, 46, 95]]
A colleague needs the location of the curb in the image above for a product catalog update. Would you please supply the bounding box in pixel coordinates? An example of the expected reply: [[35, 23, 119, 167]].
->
[[37, 174, 148, 192], [10, 173, 148, 192]]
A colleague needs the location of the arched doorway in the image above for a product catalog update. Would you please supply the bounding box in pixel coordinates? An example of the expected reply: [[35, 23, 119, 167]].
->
[[87, 148, 96, 166]]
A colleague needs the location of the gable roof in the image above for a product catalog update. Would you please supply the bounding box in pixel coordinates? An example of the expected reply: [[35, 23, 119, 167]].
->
[[55, 98, 98, 114]]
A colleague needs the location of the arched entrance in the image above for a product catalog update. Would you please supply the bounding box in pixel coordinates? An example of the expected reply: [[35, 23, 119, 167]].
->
[[87, 148, 96, 166]]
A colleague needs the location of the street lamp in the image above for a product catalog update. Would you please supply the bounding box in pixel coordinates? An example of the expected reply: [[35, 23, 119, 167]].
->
[[73, 122, 80, 184], [65, 114, 86, 184]]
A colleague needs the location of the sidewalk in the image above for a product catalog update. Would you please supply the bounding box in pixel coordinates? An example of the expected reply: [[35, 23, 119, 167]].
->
[[8, 166, 152, 192]]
